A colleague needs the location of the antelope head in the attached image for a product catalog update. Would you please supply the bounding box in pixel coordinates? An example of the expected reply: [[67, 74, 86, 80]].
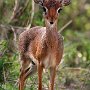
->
[[34, 0, 71, 27]]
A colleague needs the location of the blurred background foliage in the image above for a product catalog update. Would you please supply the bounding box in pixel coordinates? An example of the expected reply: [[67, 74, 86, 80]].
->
[[0, 0, 90, 90]]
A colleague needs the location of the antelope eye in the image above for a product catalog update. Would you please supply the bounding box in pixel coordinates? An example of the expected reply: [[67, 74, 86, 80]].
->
[[42, 7, 48, 13], [57, 8, 62, 13]]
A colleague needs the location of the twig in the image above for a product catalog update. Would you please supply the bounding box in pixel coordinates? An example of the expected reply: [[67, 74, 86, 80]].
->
[[10, 0, 29, 22], [11, 26, 17, 42], [63, 67, 90, 73], [59, 20, 72, 33], [3, 66, 6, 83], [0, 24, 25, 35], [26, 0, 35, 29], [15, 78, 19, 86]]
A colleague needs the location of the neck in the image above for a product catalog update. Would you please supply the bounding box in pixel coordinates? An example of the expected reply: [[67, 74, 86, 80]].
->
[[45, 21, 58, 46]]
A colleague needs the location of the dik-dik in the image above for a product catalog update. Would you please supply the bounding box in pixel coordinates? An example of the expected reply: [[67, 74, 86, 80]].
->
[[18, 0, 70, 90]]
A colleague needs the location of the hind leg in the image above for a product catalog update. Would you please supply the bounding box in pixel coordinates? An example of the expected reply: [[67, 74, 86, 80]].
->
[[19, 56, 30, 90], [19, 55, 37, 90]]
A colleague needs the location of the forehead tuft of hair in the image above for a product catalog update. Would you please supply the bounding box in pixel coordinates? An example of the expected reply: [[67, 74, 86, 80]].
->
[[44, 0, 60, 7]]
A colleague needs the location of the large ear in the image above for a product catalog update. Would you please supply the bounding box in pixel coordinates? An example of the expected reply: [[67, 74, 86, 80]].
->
[[61, 0, 71, 6], [34, 0, 43, 6]]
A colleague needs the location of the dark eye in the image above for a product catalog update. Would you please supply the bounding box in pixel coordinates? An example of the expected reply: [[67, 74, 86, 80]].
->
[[57, 8, 62, 13], [42, 7, 48, 13]]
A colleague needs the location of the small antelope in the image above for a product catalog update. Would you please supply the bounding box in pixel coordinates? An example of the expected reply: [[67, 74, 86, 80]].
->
[[18, 0, 70, 90]]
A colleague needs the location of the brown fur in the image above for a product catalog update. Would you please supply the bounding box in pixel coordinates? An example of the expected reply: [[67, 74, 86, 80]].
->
[[18, 0, 67, 90]]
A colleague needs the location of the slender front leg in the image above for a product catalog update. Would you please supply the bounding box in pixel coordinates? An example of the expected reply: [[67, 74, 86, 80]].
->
[[37, 62, 43, 90], [49, 67, 56, 90]]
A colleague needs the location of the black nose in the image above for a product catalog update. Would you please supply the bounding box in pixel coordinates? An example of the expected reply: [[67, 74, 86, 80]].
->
[[50, 22, 53, 24]]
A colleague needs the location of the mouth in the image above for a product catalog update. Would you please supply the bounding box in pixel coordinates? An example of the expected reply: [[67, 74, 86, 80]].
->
[[45, 19, 56, 28], [49, 22, 55, 29]]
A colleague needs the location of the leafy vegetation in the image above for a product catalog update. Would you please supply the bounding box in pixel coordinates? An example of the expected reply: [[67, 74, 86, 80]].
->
[[0, 0, 90, 90]]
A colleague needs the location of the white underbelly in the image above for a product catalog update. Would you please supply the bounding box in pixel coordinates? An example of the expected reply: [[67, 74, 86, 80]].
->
[[43, 54, 56, 69], [29, 53, 56, 69]]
